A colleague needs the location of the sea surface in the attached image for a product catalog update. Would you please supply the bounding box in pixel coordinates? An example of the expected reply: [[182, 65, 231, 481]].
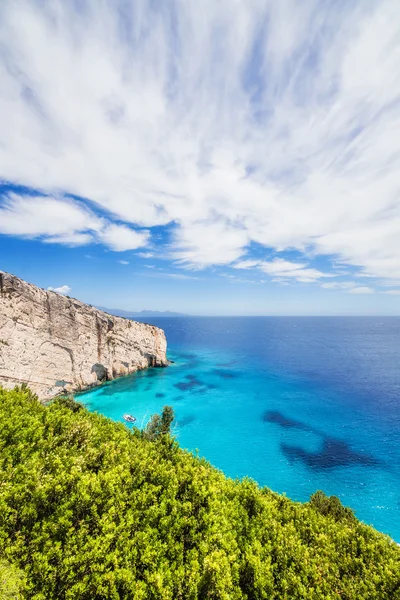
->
[[79, 317, 400, 541]]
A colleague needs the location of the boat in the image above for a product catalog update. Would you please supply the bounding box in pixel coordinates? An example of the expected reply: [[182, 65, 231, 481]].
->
[[123, 414, 136, 423]]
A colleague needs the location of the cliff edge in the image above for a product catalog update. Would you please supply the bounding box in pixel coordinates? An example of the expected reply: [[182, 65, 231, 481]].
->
[[0, 271, 168, 400]]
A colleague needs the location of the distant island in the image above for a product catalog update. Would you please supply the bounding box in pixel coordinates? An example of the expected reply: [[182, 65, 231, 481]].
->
[[98, 307, 188, 318]]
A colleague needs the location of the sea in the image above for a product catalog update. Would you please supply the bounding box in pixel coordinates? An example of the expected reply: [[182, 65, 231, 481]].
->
[[79, 317, 400, 542]]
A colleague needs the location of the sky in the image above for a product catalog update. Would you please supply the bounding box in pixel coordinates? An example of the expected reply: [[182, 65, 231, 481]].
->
[[0, 0, 399, 315]]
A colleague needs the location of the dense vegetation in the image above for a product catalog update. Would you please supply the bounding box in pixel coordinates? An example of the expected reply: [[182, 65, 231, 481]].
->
[[0, 387, 399, 599]]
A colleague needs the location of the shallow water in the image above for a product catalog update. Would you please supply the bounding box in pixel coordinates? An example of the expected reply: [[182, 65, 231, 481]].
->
[[79, 317, 400, 541]]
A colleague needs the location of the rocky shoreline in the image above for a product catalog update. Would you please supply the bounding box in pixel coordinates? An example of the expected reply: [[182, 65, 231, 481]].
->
[[0, 271, 168, 400]]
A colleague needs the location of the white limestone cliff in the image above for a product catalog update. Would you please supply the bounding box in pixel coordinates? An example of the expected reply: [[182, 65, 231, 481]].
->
[[0, 271, 168, 400]]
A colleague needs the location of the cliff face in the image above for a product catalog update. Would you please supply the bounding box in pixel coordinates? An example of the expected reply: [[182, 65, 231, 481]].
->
[[0, 271, 168, 400]]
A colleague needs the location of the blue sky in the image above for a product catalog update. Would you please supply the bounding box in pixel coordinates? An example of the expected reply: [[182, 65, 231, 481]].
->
[[0, 1, 399, 315]]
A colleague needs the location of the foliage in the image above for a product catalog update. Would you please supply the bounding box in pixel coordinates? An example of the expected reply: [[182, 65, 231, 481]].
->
[[310, 490, 356, 523], [142, 412, 162, 441], [53, 395, 85, 413], [0, 560, 25, 599], [159, 405, 174, 436], [0, 386, 399, 599], [143, 405, 175, 441]]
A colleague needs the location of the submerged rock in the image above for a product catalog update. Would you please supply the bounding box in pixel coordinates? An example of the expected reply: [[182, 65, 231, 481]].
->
[[0, 271, 168, 400]]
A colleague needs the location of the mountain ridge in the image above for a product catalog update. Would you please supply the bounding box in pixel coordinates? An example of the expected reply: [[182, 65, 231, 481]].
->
[[97, 306, 188, 318]]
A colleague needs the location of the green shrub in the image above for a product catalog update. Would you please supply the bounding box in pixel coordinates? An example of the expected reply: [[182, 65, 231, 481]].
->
[[0, 560, 25, 599], [53, 395, 85, 413], [0, 386, 399, 599], [143, 405, 175, 441], [310, 490, 356, 522]]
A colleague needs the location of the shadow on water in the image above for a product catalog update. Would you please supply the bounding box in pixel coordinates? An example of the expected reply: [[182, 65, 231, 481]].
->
[[264, 410, 380, 471], [192, 387, 208, 395], [143, 368, 165, 378], [177, 414, 196, 427], [216, 360, 238, 368], [212, 369, 238, 379], [174, 374, 219, 393], [96, 377, 136, 396], [155, 392, 165, 398], [262, 411, 310, 431], [81, 364, 169, 398], [178, 352, 198, 360], [174, 377, 204, 391], [282, 438, 379, 470]]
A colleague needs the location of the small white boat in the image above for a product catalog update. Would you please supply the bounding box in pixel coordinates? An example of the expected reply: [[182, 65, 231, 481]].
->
[[123, 414, 136, 423]]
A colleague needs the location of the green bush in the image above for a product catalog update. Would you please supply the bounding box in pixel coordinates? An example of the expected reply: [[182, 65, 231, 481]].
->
[[310, 490, 356, 523], [142, 405, 175, 441], [0, 560, 25, 600], [53, 395, 85, 413], [0, 386, 399, 599]]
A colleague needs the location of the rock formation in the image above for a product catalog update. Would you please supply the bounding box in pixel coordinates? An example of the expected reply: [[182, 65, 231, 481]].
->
[[0, 271, 168, 400]]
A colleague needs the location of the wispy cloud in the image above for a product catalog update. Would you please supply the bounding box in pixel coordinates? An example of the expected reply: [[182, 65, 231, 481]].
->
[[234, 258, 333, 283], [0, 1, 399, 279], [47, 284, 71, 295], [321, 281, 358, 290], [348, 286, 375, 295], [0, 193, 148, 251], [98, 224, 148, 252], [321, 281, 378, 294], [165, 273, 199, 280], [222, 273, 261, 285], [118, 260, 129, 265]]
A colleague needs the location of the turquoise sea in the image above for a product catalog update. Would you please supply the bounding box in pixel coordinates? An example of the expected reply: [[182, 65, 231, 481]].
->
[[79, 317, 400, 542]]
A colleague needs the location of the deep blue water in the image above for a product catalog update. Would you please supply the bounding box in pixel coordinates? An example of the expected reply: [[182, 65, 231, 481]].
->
[[79, 317, 400, 541]]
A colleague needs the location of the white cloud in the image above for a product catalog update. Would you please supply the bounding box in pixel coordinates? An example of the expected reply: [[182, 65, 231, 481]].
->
[[118, 260, 129, 265], [234, 260, 263, 270], [47, 285, 71, 295], [98, 224, 148, 252], [0, 194, 101, 240], [222, 273, 260, 284], [383, 289, 400, 295], [174, 220, 249, 267], [348, 286, 375, 294], [44, 232, 94, 246], [271, 279, 290, 286], [0, 1, 399, 277], [321, 280, 378, 294], [234, 258, 333, 283], [0, 192, 148, 251], [321, 281, 357, 290], [166, 273, 199, 280]]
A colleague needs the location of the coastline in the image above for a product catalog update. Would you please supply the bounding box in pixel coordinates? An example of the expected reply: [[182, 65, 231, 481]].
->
[[78, 325, 400, 544], [0, 270, 168, 400]]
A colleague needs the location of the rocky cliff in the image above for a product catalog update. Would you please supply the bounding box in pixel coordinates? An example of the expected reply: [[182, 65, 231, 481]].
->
[[0, 271, 168, 400]]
